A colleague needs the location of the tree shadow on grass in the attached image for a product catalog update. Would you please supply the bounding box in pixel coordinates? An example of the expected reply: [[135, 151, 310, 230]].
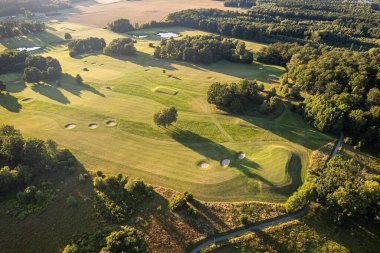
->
[[57, 74, 105, 98], [0, 93, 22, 112], [31, 83, 70, 104]]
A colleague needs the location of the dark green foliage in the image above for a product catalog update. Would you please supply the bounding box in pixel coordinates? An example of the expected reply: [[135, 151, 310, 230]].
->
[[239, 214, 249, 225], [207, 79, 262, 113], [168, 195, 187, 211], [23, 55, 62, 82], [0, 125, 79, 195], [68, 37, 106, 57], [224, 0, 256, 8], [167, 1, 380, 48], [153, 106, 178, 127], [104, 226, 148, 253], [104, 38, 136, 56], [64, 32, 72, 40], [285, 182, 314, 212], [66, 195, 78, 207], [0, 80, 6, 93], [0, 20, 45, 39], [63, 226, 148, 253], [108, 18, 134, 33], [184, 191, 193, 201], [154, 35, 252, 64], [93, 174, 152, 222], [0, 50, 29, 74]]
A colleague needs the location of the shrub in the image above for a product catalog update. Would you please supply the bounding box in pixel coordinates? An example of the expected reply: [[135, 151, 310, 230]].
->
[[285, 182, 314, 212], [103, 226, 147, 253], [66, 195, 78, 207], [62, 243, 79, 253], [187, 207, 198, 217], [239, 214, 249, 225], [168, 195, 187, 211], [184, 191, 193, 201], [64, 33, 72, 40]]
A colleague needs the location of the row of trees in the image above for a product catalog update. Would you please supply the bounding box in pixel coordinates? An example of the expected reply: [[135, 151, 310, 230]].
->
[[103, 38, 136, 56], [206, 79, 272, 113], [0, 20, 45, 39], [154, 35, 253, 64], [0, 50, 62, 83], [224, 0, 256, 8], [68, 37, 106, 57], [165, 1, 379, 48]]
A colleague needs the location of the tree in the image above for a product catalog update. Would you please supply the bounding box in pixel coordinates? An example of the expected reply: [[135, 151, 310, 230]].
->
[[104, 38, 136, 56], [0, 135, 25, 166], [23, 67, 43, 83], [367, 88, 380, 105], [75, 74, 83, 84], [64, 33, 72, 40], [0, 80, 6, 94], [108, 19, 134, 33], [153, 106, 178, 127]]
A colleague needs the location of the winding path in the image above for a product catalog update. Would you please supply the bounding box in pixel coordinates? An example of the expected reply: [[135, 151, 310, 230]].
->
[[190, 132, 344, 253]]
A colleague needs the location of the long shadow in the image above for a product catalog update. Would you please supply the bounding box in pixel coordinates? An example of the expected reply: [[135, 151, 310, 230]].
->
[[31, 83, 70, 104], [0, 93, 22, 112], [55, 74, 105, 98], [4, 79, 27, 93], [168, 128, 274, 187], [191, 200, 229, 231]]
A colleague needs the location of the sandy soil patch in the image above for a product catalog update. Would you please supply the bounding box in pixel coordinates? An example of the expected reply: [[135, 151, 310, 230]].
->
[[88, 123, 98, 129]]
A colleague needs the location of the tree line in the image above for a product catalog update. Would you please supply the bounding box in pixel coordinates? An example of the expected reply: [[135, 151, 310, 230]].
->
[[153, 35, 253, 64], [0, 20, 45, 39], [0, 50, 62, 83], [165, 0, 380, 49], [0, 0, 71, 17], [68, 37, 137, 57]]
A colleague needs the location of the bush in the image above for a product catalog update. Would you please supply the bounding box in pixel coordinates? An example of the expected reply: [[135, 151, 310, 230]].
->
[[285, 182, 314, 212], [64, 33, 72, 40], [184, 191, 193, 201], [66, 195, 78, 207], [103, 226, 147, 252], [187, 207, 198, 217], [239, 214, 249, 225], [168, 195, 187, 211], [78, 174, 86, 183], [62, 243, 79, 253]]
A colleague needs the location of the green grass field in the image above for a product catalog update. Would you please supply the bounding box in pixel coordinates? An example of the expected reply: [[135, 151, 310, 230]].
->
[[0, 21, 334, 202]]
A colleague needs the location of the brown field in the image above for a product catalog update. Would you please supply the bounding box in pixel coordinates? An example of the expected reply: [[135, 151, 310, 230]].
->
[[58, 0, 241, 28]]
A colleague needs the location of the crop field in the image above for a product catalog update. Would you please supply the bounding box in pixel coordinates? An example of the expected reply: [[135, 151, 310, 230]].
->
[[0, 21, 334, 202], [57, 0, 240, 27]]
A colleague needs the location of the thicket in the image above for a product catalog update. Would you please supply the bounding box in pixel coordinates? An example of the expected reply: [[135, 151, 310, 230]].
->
[[23, 55, 62, 83], [68, 37, 106, 57], [154, 35, 253, 64], [104, 38, 136, 56]]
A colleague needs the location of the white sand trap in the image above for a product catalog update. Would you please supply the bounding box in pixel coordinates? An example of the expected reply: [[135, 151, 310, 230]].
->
[[200, 162, 209, 169], [221, 159, 231, 167], [106, 120, 117, 126], [65, 123, 76, 129], [20, 98, 33, 103], [88, 123, 98, 129], [238, 153, 246, 160]]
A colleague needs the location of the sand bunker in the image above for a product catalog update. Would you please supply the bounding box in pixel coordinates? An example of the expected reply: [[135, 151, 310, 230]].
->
[[65, 123, 76, 129], [106, 120, 117, 126], [238, 153, 246, 160], [221, 159, 231, 167], [20, 98, 33, 103], [88, 123, 98, 129], [200, 162, 209, 169]]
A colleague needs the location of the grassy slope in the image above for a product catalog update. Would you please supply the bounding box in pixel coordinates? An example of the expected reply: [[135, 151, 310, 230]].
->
[[0, 22, 333, 202]]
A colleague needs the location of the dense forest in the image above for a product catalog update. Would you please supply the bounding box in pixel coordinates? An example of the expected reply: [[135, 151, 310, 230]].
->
[[154, 35, 253, 64], [165, 0, 380, 48], [258, 43, 380, 150], [0, 20, 45, 39]]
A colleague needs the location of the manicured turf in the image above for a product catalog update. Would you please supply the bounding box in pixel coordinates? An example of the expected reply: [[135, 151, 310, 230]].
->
[[0, 22, 334, 201]]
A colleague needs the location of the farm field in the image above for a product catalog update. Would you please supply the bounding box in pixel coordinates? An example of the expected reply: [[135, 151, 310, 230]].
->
[[57, 0, 241, 28], [0, 21, 334, 202]]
